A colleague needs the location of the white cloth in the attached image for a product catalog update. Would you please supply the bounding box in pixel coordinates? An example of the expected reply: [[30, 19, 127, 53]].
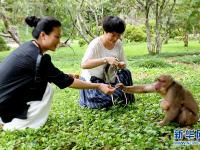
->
[[0, 83, 53, 131], [81, 37, 126, 82]]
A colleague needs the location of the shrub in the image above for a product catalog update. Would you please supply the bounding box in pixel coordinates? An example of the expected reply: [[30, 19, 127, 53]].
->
[[0, 36, 10, 51], [169, 29, 181, 39], [124, 24, 146, 42]]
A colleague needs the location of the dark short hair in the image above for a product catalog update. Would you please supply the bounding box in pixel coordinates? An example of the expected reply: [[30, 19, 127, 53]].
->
[[103, 16, 126, 34], [25, 16, 61, 39]]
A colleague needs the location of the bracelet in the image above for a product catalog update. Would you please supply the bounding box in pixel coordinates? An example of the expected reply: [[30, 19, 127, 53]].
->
[[103, 57, 107, 64]]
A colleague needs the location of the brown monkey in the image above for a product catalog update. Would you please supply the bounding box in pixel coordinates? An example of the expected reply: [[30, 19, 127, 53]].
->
[[117, 75, 199, 126]]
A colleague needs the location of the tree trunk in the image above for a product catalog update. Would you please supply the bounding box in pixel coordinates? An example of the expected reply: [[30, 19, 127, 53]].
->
[[163, 0, 176, 45], [155, 33, 162, 54], [155, 1, 162, 54], [199, 33, 200, 43], [145, 1, 154, 55], [146, 19, 153, 54], [183, 32, 189, 47], [76, 14, 90, 43], [66, 7, 89, 44], [89, 0, 100, 36]]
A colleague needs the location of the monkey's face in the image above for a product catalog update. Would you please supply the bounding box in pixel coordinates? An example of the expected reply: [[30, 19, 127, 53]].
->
[[155, 75, 174, 93]]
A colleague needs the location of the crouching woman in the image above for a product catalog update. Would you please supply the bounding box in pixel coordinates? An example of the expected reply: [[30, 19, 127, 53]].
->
[[79, 16, 135, 108], [0, 16, 115, 130]]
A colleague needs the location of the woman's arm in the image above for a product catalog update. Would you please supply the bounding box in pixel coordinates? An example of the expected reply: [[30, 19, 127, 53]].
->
[[81, 57, 120, 69], [81, 58, 107, 69], [69, 78, 115, 95]]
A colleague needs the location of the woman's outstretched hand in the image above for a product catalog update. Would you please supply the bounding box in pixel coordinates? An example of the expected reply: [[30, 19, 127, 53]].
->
[[98, 83, 115, 95], [68, 74, 80, 79]]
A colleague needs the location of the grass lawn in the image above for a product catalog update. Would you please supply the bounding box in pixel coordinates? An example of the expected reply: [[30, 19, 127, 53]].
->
[[0, 40, 200, 149]]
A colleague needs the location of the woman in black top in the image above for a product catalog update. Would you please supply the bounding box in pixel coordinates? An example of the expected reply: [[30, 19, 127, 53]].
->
[[0, 16, 115, 130]]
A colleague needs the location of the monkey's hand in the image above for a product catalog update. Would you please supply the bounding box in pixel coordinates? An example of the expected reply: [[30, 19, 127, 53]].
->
[[160, 99, 170, 110], [144, 83, 157, 92], [158, 120, 166, 126], [115, 83, 125, 90]]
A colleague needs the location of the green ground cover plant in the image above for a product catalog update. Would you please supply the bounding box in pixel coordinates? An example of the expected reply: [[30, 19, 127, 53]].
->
[[0, 41, 199, 149]]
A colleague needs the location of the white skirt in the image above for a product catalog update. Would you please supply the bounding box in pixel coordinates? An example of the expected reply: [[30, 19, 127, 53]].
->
[[0, 83, 54, 131]]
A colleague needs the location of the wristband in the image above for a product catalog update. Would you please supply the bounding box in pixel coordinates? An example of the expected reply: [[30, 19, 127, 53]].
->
[[103, 57, 107, 64]]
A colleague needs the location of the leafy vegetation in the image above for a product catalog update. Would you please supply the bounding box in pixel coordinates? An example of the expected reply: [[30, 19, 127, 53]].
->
[[124, 24, 146, 42], [0, 41, 199, 149], [1, 0, 200, 54], [136, 59, 173, 68], [0, 36, 10, 51]]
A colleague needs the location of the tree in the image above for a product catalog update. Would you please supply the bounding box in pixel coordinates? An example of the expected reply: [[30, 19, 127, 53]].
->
[[136, 0, 176, 55], [62, 0, 126, 44], [172, 0, 200, 47], [0, 1, 21, 45]]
